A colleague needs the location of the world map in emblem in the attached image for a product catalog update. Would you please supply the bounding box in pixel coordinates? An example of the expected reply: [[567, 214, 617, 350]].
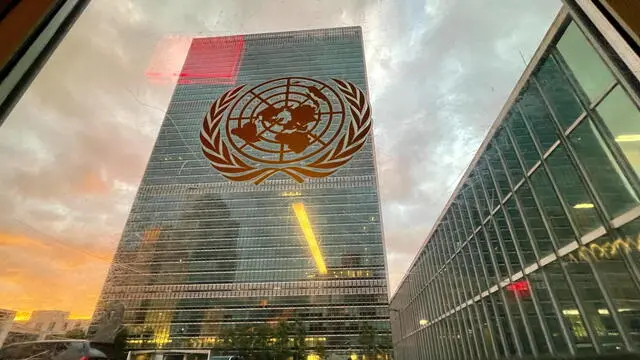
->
[[200, 77, 372, 184]]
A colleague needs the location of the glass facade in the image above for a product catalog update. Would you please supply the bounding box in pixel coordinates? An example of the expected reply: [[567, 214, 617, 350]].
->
[[90, 27, 390, 356], [390, 14, 640, 360]]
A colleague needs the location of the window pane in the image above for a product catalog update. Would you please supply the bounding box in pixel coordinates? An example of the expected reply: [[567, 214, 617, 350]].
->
[[478, 160, 500, 213], [544, 263, 594, 351], [529, 167, 578, 248], [471, 232, 493, 289], [529, 270, 571, 353], [546, 146, 603, 235], [471, 171, 491, 220], [505, 197, 538, 266], [518, 82, 560, 153], [556, 22, 615, 102], [462, 244, 481, 296], [452, 200, 471, 239], [535, 55, 584, 129], [495, 128, 524, 186], [501, 286, 536, 355], [562, 246, 627, 353], [597, 86, 640, 181], [570, 232, 640, 349], [489, 292, 518, 356], [462, 184, 482, 229], [508, 109, 540, 171], [486, 145, 511, 198], [495, 208, 522, 271], [485, 219, 510, 280], [515, 183, 556, 257], [569, 119, 639, 218], [619, 220, 640, 348]]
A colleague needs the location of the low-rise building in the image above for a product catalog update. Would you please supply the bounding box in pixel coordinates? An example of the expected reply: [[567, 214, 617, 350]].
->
[[0, 309, 16, 348]]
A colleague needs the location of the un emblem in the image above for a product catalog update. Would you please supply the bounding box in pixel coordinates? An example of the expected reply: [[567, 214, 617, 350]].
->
[[200, 77, 372, 184]]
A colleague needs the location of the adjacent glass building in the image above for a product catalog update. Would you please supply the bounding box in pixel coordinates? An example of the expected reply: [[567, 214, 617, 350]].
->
[[90, 27, 390, 357], [390, 7, 640, 360]]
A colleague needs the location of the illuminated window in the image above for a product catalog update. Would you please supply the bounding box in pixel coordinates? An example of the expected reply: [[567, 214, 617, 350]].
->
[[556, 22, 615, 102], [569, 118, 639, 218], [597, 86, 640, 181]]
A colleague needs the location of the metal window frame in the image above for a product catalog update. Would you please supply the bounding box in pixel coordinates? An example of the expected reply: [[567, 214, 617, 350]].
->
[[0, 0, 90, 126]]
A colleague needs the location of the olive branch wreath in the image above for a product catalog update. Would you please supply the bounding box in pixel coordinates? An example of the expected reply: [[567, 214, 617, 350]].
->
[[200, 78, 372, 185]]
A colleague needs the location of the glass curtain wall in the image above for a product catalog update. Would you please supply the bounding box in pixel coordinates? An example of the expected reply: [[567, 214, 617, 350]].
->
[[391, 18, 640, 360]]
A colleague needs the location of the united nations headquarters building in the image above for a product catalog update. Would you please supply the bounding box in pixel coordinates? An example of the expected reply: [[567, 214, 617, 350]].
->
[[89, 27, 391, 358], [390, 3, 640, 360]]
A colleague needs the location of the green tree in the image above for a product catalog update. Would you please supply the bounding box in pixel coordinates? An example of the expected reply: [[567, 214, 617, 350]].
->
[[252, 324, 274, 360], [216, 324, 276, 360], [273, 321, 292, 360], [358, 322, 378, 359], [313, 342, 326, 360], [356, 323, 392, 360], [63, 328, 86, 339], [292, 320, 307, 360]]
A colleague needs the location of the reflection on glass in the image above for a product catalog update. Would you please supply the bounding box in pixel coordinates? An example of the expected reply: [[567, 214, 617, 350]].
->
[[508, 109, 541, 171], [500, 286, 536, 355], [469, 235, 491, 291], [571, 233, 640, 349], [477, 160, 500, 212], [619, 222, 640, 338], [486, 145, 511, 198], [518, 82, 560, 153], [546, 146, 603, 235], [494, 209, 522, 271], [535, 55, 584, 129], [495, 128, 524, 186], [505, 197, 538, 265], [544, 263, 595, 351], [462, 185, 482, 229], [556, 22, 615, 102], [529, 166, 579, 248], [528, 271, 571, 353], [470, 172, 490, 220], [462, 244, 481, 296], [597, 86, 640, 180], [488, 292, 517, 356], [483, 220, 509, 280], [291, 202, 327, 275], [561, 246, 627, 353], [568, 119, 639, 218]]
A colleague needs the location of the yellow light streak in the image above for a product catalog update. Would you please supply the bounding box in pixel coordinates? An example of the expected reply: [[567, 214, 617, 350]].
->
[[292, 202, 327, 274], [615, 134, 640, 142], [573, 203, 595, 209]]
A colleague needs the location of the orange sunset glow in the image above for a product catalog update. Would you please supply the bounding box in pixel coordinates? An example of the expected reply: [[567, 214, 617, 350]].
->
[[0, 232, 113, 318]]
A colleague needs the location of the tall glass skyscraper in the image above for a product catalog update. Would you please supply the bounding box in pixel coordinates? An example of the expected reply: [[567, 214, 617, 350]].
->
[[390, 6, 640, 360], [90, 27, 390, 357]]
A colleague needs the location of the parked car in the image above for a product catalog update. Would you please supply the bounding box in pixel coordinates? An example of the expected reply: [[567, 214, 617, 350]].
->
[[0, 340, 109, 360]]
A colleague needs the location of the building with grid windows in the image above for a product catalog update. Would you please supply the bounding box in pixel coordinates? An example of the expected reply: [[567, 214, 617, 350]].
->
[[89, 27, 391, 357], [390, 6, 640, 360]]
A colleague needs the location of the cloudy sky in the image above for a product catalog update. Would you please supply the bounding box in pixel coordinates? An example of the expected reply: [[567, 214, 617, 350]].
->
[[0, 0, 560, 318]]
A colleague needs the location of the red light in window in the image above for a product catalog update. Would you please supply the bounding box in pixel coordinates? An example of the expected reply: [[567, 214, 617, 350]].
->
[[506, 280, 530, 297], [178, 35, 244, 85], [145, 35, 245, 85]]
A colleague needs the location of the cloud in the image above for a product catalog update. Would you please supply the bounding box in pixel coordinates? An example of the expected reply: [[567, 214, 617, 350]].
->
[[0, 0, 560, 315]]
